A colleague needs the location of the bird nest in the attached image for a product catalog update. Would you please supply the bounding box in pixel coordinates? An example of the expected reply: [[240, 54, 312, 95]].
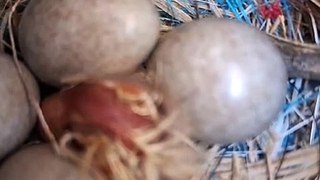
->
[[153, 0, 320, 179], [0, 0, 320, 179]]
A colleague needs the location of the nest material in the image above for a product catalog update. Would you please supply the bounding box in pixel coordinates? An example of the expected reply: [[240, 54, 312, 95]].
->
[[208, 145, 319, 179], [58, 126, 207, 180], [270, 35, 320, 80]]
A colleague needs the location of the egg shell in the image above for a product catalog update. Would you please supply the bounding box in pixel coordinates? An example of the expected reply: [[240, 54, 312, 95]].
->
[[19, 0, 160, 86], [0, 144, 94, 180], [148, 18, 287, 144], [0, 53, 39, 159]]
